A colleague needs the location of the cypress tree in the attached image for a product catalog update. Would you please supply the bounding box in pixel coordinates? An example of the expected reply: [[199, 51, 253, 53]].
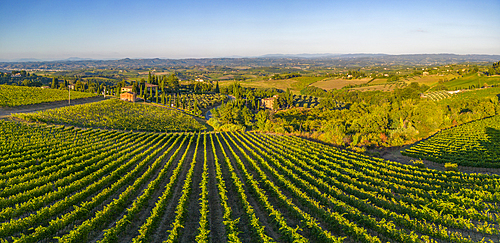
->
[[156, 88, 159, 103], [51, 78, 58, 89]]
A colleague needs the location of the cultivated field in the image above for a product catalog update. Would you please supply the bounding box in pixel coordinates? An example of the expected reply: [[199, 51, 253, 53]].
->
[[220, 79, 295, 92], [0, 85, 97, 107], [1, 121, 499, 242], [311, 78, 372, 90], [403, 115, 500, 167], [442, 75, 500, 90], [13, 99, 205, 132]]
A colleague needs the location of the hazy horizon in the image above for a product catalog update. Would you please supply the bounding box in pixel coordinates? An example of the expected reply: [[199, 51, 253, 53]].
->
[[3, 52, 500, 63], [1, 0, 499, 60]]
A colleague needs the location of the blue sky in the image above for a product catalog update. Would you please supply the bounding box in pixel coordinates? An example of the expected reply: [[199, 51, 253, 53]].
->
[[0, 0, 499, 60]]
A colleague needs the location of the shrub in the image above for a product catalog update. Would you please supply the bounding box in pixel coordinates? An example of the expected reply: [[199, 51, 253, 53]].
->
[[444, 163, 459, 171], [411, 159, 426, 168]]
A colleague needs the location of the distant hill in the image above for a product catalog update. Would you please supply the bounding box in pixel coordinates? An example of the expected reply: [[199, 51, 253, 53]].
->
[[0, 54, 499, 71]]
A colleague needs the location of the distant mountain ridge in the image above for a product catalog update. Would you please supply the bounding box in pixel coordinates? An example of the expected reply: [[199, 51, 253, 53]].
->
[[1, 54, 499, 71], [258, 53, 388, 59]]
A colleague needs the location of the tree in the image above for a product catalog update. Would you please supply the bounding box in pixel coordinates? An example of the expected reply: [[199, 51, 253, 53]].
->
[[167, 74, 180, 93], [193, 100, 201, 116], [272, 97, 280, 110], [256, 110, 269, 130], [155, 88, 159, 103], [139, 78, 146, 97], [285, 88, 293, 108], [214, 81, 220, 93], [51, 78, 59, 89], [132, 81, 138, 93]]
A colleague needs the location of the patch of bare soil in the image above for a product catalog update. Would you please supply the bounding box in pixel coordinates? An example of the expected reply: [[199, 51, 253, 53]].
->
[[375, 146, 500, 176]]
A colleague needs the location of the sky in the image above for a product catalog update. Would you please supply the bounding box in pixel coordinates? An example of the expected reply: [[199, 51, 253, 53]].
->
[[0, 0, 499, 60]]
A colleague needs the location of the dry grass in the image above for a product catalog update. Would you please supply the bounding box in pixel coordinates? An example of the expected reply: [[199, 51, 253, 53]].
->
[[351, 84, 395, 92], [311, 78, 371, 90], [137, 71, 171, 75], [406, 74, 459, 86], [368, 78, 390, 85]]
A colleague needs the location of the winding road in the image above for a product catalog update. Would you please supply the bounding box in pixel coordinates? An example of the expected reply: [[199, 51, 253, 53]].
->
[[204, 95, 235, 120]]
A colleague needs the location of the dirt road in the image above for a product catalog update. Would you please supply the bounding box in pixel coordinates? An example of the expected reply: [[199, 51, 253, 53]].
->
[[376, 146, 500, 176]]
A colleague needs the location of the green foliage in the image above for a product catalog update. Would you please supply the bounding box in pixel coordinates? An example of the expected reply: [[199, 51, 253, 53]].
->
[[444, 163, 459, 171], [269, 72, 301, 80], [423, 91, 453, 101], [164, 93, 227, 117], [410, 159, 426, 168], [262, 84, 500, 148], [289, 76, 325, 91], [212, 100, 253, 128], [486, 61, 500, 76], [300, 86, 327, 97], [14, 99, 205, 132], [439, 73, 500, 91], [0, 121, 500, 242], [0, 85, 97, 107], [220, 82, 281, 99], [403, 115, 500, 167]]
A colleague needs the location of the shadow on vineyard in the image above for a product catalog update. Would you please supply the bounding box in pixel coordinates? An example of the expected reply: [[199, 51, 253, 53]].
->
[[481, 127, 500, 159]]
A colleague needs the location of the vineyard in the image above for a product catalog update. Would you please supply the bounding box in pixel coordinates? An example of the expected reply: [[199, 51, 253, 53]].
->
[[0, 120, 499, 242], [403, 115, 500, 167], [423, 91, 454, 101], [162, 93, 228, 116], [292, 94, 321, 108], [13, 99, 206, 132], [0, 85, 98, 107]]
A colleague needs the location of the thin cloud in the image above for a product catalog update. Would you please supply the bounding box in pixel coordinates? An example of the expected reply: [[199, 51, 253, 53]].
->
[[414, 28, 428, 33]]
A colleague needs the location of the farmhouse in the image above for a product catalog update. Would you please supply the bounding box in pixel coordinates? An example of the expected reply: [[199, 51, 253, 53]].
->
[[121, 83, 158, 93], [261, 95, 278, 110], [121, 86, 133, 92], [145, 83, 158, 92], [120, 91, 137, 102]]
